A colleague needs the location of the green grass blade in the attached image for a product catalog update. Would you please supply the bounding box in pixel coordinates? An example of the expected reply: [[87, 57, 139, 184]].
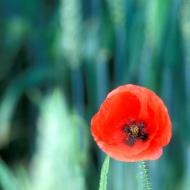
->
[[0, 159, 20, 190], [99, 156, 110, 190]]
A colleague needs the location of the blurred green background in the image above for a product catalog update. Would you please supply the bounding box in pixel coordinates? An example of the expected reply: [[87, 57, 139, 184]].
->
[[0, 0, 189, 190]]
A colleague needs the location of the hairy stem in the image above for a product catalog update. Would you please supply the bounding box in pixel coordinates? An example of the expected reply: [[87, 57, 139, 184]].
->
[[139, 161, 152, 190]]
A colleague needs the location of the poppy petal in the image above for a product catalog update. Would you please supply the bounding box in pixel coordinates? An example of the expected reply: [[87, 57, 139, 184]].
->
[[91, 92, 141, 144]]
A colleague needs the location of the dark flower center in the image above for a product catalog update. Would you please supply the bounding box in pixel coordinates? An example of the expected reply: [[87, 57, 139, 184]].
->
[[123, 120, 148, 146]]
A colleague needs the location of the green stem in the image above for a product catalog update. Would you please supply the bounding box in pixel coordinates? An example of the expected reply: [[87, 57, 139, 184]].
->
[[139, 161, 152, 190], [99, 156, 110, 190]]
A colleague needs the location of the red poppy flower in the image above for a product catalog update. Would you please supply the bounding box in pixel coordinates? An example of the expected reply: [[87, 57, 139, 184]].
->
[[91, 84, 172, 162]]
